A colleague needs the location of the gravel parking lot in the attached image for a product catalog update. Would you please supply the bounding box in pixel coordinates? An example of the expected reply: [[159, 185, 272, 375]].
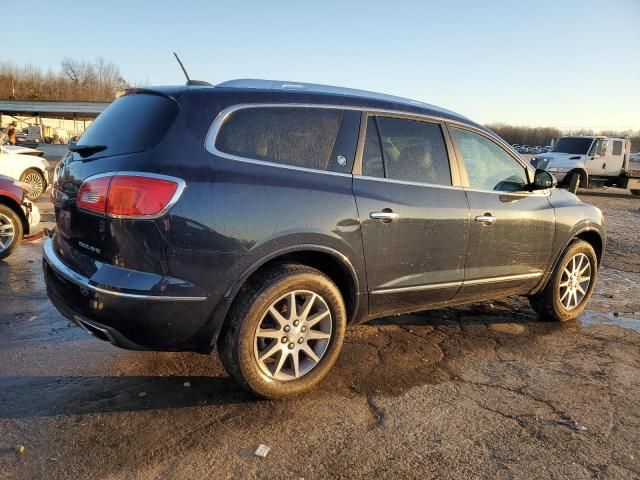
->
[[1, 188, 639, 479]]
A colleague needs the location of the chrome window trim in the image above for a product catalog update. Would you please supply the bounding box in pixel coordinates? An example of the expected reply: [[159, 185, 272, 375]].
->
[[205, 103, 482, 174], [204, 103, 354, 177], [43, 237, 207, 302], [356, 174, 464, 191], [76, 171, 187, 220], [371, 272, 543, 294], [204, 103, 544, 190]]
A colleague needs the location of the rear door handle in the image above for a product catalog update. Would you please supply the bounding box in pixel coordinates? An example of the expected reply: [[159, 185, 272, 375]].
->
[[370, 210, 399, 222], [474, 214, 496, 225]]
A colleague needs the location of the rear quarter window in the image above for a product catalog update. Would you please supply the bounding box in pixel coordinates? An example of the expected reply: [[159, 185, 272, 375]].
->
[[77, 93, 179, 157], [214, 107, 344, 170], [612, 140, 623, 156]]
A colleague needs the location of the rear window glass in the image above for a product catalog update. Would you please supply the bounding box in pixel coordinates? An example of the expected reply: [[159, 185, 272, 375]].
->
[[215, 107, 343, 170], [77, 94, 178, 157], [612, 140, 623, 155]]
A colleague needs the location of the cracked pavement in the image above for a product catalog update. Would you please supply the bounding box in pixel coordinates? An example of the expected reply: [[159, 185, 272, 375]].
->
[[1, 188, 639, 479]]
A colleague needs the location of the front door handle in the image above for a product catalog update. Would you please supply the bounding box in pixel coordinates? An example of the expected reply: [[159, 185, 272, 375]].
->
[[474, 214, 496, 225], [370, 209, 399, 222]]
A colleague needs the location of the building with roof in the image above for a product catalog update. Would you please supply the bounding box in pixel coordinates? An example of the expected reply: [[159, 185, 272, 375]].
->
[[0, 100, 110, 142]]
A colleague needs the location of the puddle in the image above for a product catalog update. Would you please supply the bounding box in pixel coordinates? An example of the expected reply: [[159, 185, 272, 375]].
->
[[580, 308, 640, 333]]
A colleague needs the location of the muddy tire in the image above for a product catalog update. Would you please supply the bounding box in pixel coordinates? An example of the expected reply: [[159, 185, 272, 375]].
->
[[529, 240, 597, 321], [0, 204, 23, 260], [19, 169, 46, 200], [630, 189, 640, 197], [217, 263, 347, 399]]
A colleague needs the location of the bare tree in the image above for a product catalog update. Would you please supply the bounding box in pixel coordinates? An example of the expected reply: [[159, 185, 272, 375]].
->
[[1, 57, 129, 102]]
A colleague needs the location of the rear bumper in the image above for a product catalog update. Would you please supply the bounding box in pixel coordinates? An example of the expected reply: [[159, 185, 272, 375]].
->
[[43, 235, 213, 351]]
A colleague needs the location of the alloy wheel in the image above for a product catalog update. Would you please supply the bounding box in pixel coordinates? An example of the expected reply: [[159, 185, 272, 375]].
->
[[23, 172, 44, 198], [0, 212, 16, 254], [559, 253, 592, 310], [253, 290, 332, 381]]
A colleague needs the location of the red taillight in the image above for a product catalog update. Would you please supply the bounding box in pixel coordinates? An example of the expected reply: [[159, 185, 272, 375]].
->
[[77, 174, 182, 218], [77, 176, 110, 213]]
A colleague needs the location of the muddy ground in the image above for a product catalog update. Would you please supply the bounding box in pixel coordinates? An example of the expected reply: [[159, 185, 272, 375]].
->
[[1, 189, 639, 480]]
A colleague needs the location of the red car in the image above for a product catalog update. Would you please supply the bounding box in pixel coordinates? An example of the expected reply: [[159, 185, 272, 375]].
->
[[0, 174, 40, 259]]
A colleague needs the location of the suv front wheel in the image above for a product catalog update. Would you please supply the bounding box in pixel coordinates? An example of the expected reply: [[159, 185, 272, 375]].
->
[[529, 240, 597, 321], [218, 264, 347, 399]]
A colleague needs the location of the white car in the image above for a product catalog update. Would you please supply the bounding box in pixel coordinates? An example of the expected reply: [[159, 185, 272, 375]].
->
[[0, 145, 50, 199]]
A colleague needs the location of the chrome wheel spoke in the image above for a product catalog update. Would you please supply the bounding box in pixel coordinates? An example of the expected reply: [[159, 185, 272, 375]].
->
[[291, 351, 300, 378], [273, 350, 289, 377], [306, 310, 330, 328], [268, 306, 287, 328], [287, 292, 297, 320], [306, 330, 331, 340], [258, 342, 281, 362], [256, 328, 281, 339], [301, 343, 320, 363], [299, 293, 317, 321]]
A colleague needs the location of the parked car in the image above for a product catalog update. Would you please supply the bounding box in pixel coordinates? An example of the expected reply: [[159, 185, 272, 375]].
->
[[43, 79, 605, 398], [518, 145, 532, 154], [0, 175, 40, 259], [0, 145, 49, 199]]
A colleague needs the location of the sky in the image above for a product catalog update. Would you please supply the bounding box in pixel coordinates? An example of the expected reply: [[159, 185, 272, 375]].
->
[[5, 0, 640, 131]]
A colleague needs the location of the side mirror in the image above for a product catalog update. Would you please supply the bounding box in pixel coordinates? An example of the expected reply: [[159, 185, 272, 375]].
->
[[532, 168, 556, 190]]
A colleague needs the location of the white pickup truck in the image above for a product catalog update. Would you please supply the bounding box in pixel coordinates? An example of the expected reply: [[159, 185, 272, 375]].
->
[[530, 136, 640, 196]]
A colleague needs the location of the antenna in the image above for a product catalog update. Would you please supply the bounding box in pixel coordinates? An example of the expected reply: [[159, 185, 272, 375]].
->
[[172, 52, 212, 86], [173, 52, 191, 82]]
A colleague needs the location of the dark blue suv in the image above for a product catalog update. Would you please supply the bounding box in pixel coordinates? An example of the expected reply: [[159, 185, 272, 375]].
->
[[44, 79, 605, 398]]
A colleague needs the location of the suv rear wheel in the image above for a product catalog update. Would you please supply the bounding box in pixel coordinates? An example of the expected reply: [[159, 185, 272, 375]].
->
[[218, 264, 347, 399], [529, 240, 597, 321], [0, 204, 23, 260]]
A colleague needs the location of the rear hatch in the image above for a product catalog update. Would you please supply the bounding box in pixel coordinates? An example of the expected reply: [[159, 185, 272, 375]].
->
[[52, 90, 181, 274]]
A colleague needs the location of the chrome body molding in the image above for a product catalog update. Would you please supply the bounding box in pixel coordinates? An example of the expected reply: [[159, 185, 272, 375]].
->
[[43, 237, 207, 302], [371, 272, 543, 295]]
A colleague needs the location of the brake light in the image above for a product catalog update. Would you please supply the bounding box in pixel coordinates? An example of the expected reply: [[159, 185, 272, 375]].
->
[[77, 176, 110, 213], [77, 174, 182, 217]]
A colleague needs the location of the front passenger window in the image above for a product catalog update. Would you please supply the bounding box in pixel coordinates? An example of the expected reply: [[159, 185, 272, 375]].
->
[[450, 127, 529, 192]]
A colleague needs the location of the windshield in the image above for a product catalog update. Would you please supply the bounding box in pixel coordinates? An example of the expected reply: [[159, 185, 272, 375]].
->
[[552, 138, 593, 155]]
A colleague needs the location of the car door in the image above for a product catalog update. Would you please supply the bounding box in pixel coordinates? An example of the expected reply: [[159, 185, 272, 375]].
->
[[604, 139, 624, 176], [447, 125, 555, 300], [587, 138, 608, 176], [353, 114, 470, 316]]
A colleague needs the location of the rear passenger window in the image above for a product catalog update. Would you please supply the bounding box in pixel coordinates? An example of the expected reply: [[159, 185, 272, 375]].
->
[[612, 140, 623, 156], [362, 116, 452, 185], [215, 107, 343, 170]]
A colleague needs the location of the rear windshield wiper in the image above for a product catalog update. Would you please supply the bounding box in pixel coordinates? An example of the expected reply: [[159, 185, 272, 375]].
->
[[68, 143, 107, 158]]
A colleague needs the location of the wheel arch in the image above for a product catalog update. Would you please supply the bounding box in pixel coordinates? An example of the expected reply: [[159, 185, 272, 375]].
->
[[531, 226, 604, 295], [225, 245, 360, 322], [0, 196, 28, 235], [566, 168, 589, 188]]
